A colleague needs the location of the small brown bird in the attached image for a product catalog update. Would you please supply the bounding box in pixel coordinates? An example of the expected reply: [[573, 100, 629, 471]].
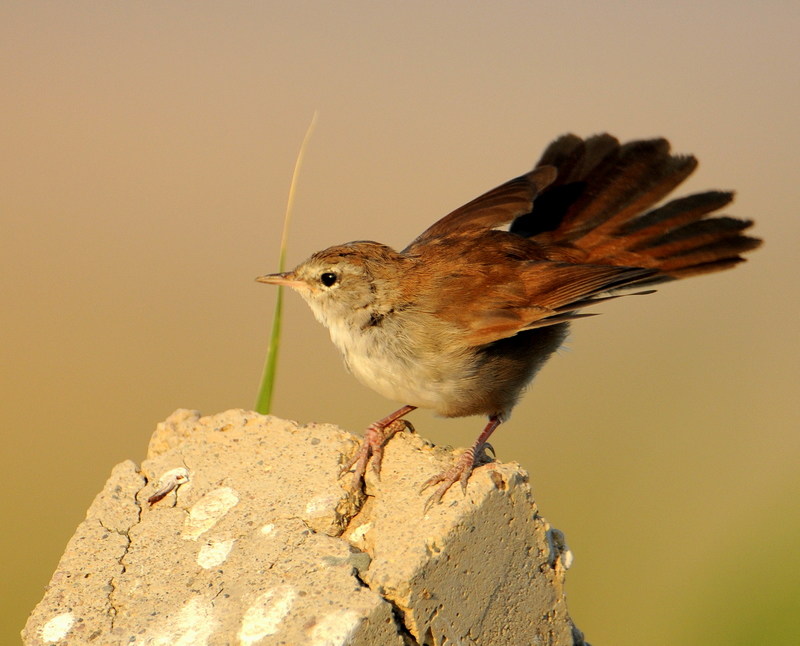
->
[[258, 133, 761, 510]]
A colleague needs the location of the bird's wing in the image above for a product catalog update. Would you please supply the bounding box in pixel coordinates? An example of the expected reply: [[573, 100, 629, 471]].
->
[[403, 165, 557, 252], [410, 236, 656, 347]]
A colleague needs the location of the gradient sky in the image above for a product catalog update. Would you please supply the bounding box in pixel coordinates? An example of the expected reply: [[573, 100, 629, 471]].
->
[[2, 2, 799, 644]]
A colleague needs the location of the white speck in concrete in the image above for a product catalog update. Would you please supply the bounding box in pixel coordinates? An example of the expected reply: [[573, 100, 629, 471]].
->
[[260, 523, 275, 536], [197, 539, 235, 569], [134, 598, 216, 646], [41, 612, 74, 642], [546, 527, 573, 570], [304, 493, 338, 518], [238, 586, 296, 645], [182, 487, 239, 540], [309, 610, 362, 646], [348, 522, 371, 543]]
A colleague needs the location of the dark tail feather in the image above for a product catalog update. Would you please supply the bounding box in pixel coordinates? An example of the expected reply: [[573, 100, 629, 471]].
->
[[516, 133, 762, 282]]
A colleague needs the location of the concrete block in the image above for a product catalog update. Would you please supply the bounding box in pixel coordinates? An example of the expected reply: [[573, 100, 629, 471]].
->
[[23, 409, 584, 646]]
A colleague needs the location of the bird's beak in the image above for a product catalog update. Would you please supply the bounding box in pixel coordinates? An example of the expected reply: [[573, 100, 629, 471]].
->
[[255, 272, 306, 289]]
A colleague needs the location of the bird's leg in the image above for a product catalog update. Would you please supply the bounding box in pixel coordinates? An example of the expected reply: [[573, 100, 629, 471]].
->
[[340, 405, 417, 490], [421, 416, 502, 512]]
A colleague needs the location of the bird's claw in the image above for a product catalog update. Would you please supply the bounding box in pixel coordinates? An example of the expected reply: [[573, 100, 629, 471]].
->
[[340, 419, 411, 491], [478, 442, 495, 461], [420, 441, 498, 512], [421, 448, 478, 513]]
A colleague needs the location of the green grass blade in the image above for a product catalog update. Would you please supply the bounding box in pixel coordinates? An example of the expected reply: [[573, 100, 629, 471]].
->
[[255, 112, 318, 414], [254, 286, 283, 414]]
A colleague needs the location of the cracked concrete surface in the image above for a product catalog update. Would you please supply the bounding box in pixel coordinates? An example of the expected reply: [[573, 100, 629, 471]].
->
[[23, 409, 584, 645]]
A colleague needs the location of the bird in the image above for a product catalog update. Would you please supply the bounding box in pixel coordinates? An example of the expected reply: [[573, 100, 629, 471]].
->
[[257, 133, 762, 510]]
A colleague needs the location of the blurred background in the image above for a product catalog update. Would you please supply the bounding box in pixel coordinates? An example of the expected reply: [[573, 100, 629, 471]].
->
[[2, 2, 798, 643]]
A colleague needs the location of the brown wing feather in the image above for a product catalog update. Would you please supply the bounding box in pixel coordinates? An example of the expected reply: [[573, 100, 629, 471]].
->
[[404, 166, 557, 251], [409, 234, 656, 347], [457, 262, 655, 346]]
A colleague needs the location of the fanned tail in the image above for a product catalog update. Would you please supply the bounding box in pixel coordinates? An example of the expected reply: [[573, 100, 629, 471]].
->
[[511, 134, 762, 284]]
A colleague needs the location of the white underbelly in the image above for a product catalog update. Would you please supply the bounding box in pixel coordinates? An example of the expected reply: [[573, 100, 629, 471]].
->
[[348, 351, 448, 408], [327, 319, 466, 411]]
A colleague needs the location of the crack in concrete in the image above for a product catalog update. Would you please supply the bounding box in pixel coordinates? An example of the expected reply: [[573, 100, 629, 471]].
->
[[101, 467, 148, 631], [98, 518, 127, 630], [349, 559, 422, 646], [288, 487, 421, 646], [328, 450, 426, 646], [390, 602, 422, 646], [340, 506, 421, 645], [212, 584, 226, 603]]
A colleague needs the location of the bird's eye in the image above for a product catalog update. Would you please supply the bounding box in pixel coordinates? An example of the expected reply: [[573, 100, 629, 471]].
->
[[320, 272, 338, 287]]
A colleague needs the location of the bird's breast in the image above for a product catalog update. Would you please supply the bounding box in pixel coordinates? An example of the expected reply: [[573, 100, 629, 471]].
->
[[325, 313, 472, 412]]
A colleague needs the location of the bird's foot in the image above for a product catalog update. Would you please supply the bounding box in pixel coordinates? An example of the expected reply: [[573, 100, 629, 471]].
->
[[421, 443, 494, 513], [340, 418, 414, 491]]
